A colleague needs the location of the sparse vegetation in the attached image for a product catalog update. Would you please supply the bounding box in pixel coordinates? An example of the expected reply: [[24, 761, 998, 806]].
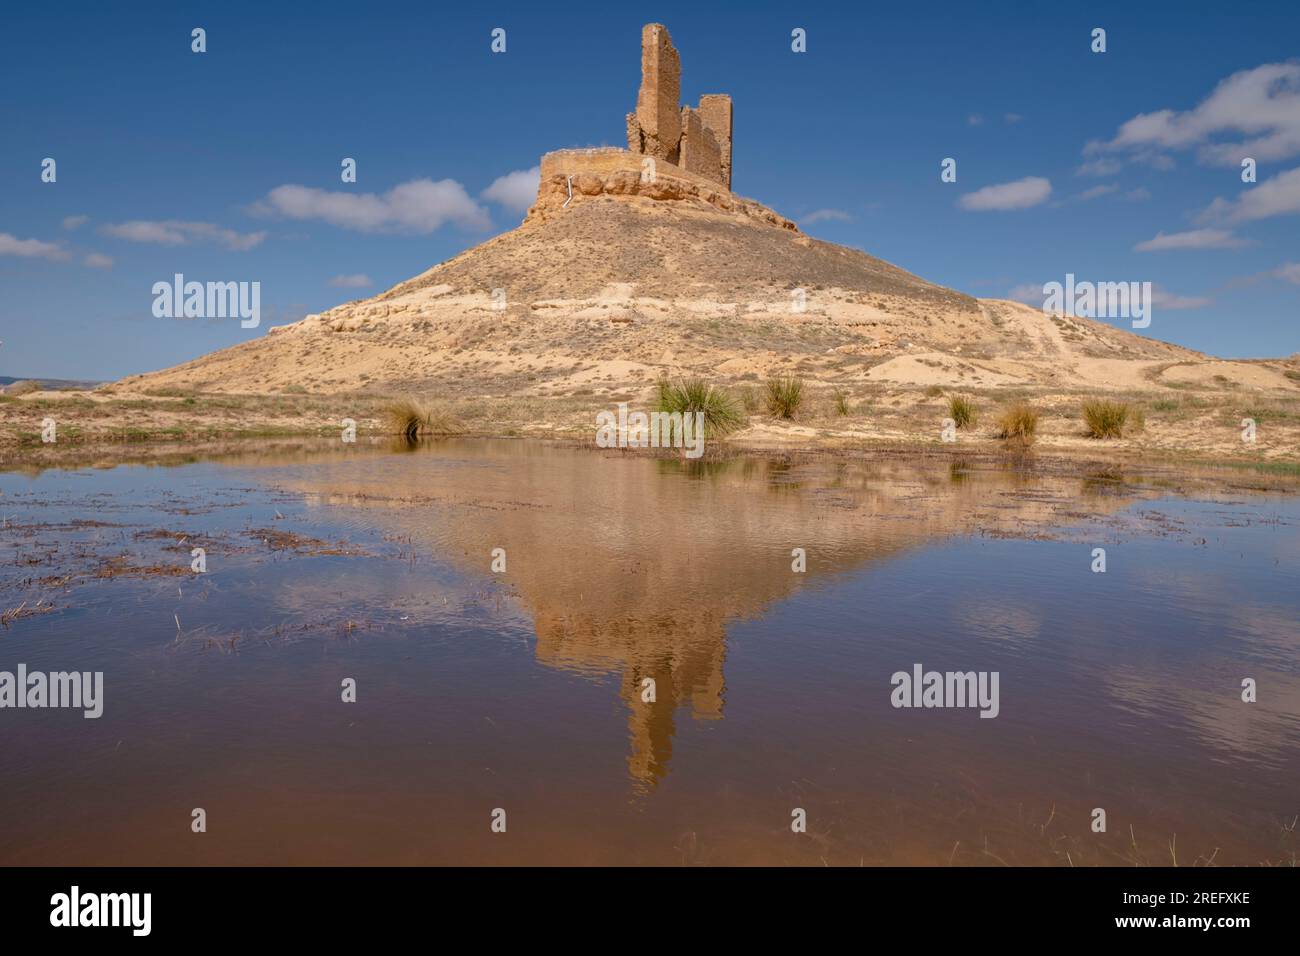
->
[[948, 395, 975, 429], [764, 375, 805, 419], [381, 396, 465, 438], [1082, 399, 1132, 439], [996, 403, 1039, 444], [924, 384, 944, 398], [5, 380, 40, 397], [736, 385, 761, 414], [656, 378, 746, 437], [833, 389, 852, 417]]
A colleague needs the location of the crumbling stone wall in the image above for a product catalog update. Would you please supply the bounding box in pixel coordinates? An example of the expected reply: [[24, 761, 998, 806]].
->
[[628, 23, 681, 164], [624, 23, 731, 190], [697, 95, 732, 190], [679, 106, 723, 184]]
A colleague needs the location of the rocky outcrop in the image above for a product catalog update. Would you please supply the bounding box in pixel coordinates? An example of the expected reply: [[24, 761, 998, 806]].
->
[[528, 165, 796, 231]]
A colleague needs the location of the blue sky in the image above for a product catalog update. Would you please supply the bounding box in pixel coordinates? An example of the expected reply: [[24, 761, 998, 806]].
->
[[2, 0, 1298, 380]]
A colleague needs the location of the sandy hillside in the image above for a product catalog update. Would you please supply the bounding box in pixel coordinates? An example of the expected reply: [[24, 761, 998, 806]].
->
[[113, 187, 1269, 399], [2, 173, 1292, 466]]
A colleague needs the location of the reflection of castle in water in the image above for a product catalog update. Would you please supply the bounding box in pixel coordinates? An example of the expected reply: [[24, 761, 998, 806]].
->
[[285, 442, 1136, 788]]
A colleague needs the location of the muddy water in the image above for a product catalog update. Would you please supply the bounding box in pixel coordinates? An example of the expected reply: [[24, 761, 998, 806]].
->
[[0, 439, 1296, 865]]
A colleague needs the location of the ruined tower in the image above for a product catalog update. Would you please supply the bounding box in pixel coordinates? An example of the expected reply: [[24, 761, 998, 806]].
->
[[625, 23, 732, 190], [532, 20, 787, 225], [627, 24, 682, 164], [697, 94, 733, 190]]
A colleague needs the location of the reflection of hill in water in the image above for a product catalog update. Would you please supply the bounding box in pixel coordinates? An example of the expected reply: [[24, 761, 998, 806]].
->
[[279, 440, 1138, 787]]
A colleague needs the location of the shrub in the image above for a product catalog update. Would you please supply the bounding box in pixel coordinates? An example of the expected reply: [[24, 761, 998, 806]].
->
[[381, 396, 465, 438], [656, 378, 746, 437], [948, 395, 975, 429], [1081, 399, 1131, 439], [996, 403, 1039, 443], [764, 375, 804, 419], [833, 389, 851, 417]]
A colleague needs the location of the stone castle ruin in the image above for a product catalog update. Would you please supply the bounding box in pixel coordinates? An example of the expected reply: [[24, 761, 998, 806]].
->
[[530, 23, 794, 230], [625, 23, 732, 189]]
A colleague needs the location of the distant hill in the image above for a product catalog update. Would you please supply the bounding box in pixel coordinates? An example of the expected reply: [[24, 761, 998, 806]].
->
[[0, 376, 103, 392]]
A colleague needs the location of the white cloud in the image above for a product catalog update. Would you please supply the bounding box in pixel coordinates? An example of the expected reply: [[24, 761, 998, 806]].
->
[[84, 252, 113, 269], [257, 178, 490, 233], [1077, 184, 1118, 201], [328, 273, 372, 288], [1006, 283, 1044, 305], [481, 167, 540, 213], [967, 114, 984, 126], [1004, 113, 1024, 125], [62, 215, 89, 231], [101, 220, 266, 250], [1134, 228, 1249, 252], [1076, 157, 1122, 177], [1199, 165, 1300, 223], [1086, 62, 1300, 167], [1124, 187, 1152, 202], [800, 208, 852, 225], [0, 232, 67, 260], [958, 177, 1051, 211], [1151, 287, 1213, 310], [1273, 262, 1300, 284]]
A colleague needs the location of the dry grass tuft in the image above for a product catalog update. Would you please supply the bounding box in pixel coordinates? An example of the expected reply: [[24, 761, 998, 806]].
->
[[996, 403, 1039, 444], [1082, 399, 1133, 439], [381, 397, 465, 438], [764, 376, 805, 419], [948, 395, 976, 429]]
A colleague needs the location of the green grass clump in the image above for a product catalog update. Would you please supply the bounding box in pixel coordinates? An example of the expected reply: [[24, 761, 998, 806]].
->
[[764, 375, 805, 419], [947, 395, 976, 429], [1081, 399, 1132, 439], [996, 403, 1039, 444], [833, 389, 852, 417], [655, 378, 746, 437]]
